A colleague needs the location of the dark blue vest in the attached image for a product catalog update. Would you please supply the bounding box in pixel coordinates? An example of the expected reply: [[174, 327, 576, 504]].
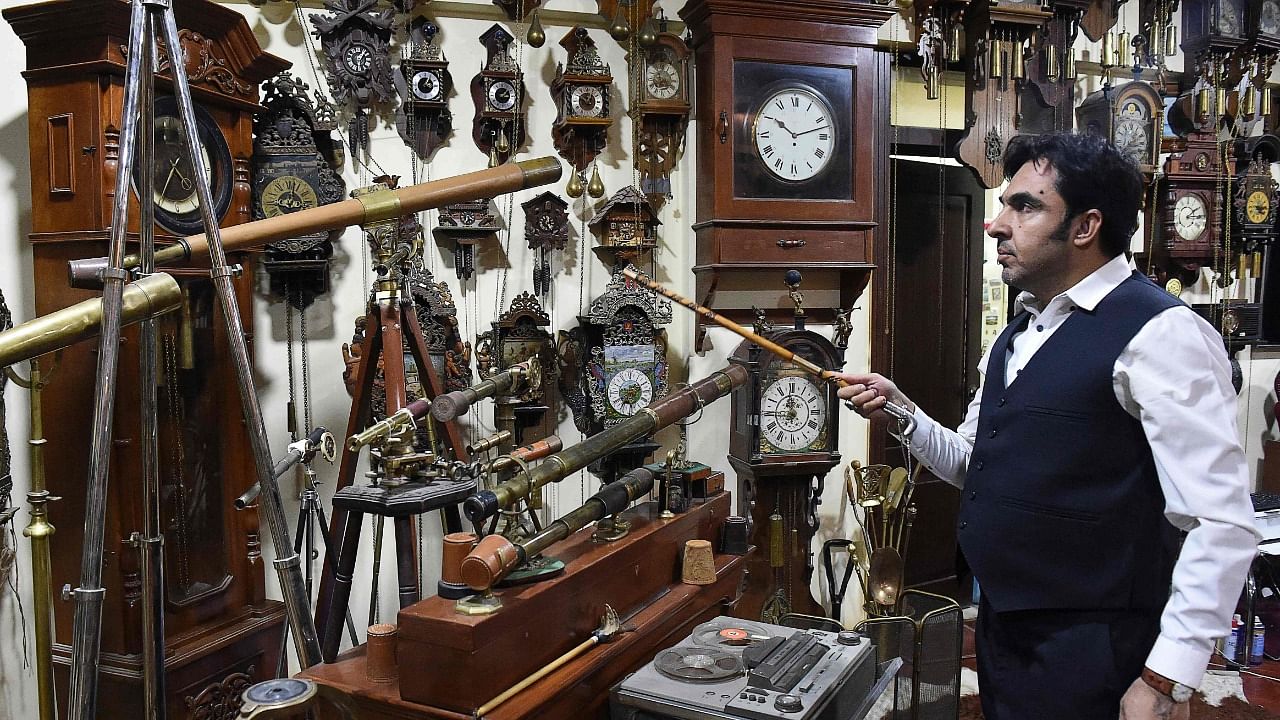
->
[[959, 272, 1184, 613]]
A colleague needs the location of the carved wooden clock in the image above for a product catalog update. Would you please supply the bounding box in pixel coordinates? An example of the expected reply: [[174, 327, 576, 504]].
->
[[471, 24, 527, 167], [310, 0, 396, 165], [634, 25, 691, 206], [680, 0, 895, 332], [395, 16, 452, 160], [1181, 0, 1247, 126], [1233, 134, 1280, 250], [522, 191, 569, 296], [559, 265, 670, 484], [728, 279, 843, 622], [1076, 80, 1164, 173], [476, 291, 559, 445], [253, 72, 346, 308], [433, 199, 498, 280], [551, 27, 614, 192], [588, 185, 660, 268], [1155, 132, 1229, 286]]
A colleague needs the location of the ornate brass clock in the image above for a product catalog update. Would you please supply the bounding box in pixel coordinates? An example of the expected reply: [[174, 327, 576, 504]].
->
[[395, 16, 452, 160], [252, 72, 345, 307], [551, 27, 614, 182], [471, 24, 527, 167], [522, 191, 569, 296], [634, 25, 691, 205]]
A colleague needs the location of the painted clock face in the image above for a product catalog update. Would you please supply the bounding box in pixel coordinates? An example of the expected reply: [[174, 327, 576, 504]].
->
[[760, 374, 826, 452], [1248, 190, 1272, 224], [1174, 194, 1208, 241], [1264, 0, 1280, 34], [487, 78, 518, 112], [752, 86, 836, 182], [645, 60, 680, 100], [411, 70, 444, 101], [1218, 0, 1242, 35], [1113, 100, 1149, 164], [569, 85, 606, 117], [259, 175, 319, 217], [606, 366, 654, 416]]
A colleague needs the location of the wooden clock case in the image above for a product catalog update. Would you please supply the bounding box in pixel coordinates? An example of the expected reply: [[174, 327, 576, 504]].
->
[[4, 1, 289, 716]]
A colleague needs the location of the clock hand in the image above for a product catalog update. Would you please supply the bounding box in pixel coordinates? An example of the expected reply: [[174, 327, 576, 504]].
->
[[159, 157, 181, 197], [762, 115, 798, 138], [793, 124, 830, 137]]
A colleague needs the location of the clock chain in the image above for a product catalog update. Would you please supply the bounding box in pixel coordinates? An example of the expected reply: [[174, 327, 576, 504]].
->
[[161, 328, 192, 592]]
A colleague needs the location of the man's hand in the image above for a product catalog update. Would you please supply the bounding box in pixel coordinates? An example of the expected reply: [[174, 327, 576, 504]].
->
[[833, 372, 914, 420], [1119, 677, 1189, 720]]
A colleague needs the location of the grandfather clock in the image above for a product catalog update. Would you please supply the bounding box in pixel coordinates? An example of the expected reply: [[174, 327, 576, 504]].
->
[[4, 1, 289, 717]]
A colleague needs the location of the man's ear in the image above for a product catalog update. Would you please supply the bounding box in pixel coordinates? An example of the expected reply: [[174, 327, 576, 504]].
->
[[1072, 209, 1104, 249]]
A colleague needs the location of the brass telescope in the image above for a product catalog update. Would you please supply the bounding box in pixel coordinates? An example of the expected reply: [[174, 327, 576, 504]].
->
[[461, 467, 656, 590], [67, 158, 563, 287], [463, 364, 748, 525], [430, 358, 539, 423], [0, 272, 182, 369]]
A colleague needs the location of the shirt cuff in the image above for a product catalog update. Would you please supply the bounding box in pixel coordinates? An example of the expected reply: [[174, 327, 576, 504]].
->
[[1145, 634, 1213, 689], [893, 406, 935, 443]]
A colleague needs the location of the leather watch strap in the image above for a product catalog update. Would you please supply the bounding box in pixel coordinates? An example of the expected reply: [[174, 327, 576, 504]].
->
[[1140, 668, 1176, 698]]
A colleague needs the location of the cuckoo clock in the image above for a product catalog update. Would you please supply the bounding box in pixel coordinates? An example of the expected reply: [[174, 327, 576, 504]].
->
[[558, 265, 670, 485], [634, 26, 691, 206], [551, 27, 614, 188], [471, 25, 527, 167], [1154, 132, 1230, 288], [588, 185, 660, 268], [395, 16, 452, 160], [522, 191, 569, 296], [310, 0, 396, 165], [476, 292, 558, 446], [1234, 134, 1280, 250], [433, 198, 498, 281], [253, 72, 346, 308]]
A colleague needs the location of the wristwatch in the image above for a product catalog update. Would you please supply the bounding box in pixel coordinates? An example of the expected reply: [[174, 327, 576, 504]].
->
[[1140, 668, 1194, 703]]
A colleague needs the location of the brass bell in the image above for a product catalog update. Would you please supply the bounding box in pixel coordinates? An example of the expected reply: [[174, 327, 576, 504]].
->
[[638, 15, 659, 47], [527, 10, 546, 48], [566, 171, 584, 198], [587, 164, 606, 198], [609, 4, 631, 42]]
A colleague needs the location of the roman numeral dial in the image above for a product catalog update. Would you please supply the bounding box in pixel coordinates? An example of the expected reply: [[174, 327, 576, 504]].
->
[[759, 375, 827, 451], [751, 86, 836, 182]]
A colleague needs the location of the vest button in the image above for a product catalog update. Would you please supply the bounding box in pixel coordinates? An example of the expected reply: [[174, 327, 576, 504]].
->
[[969, 491, 977, 500], [975, 461, 984, 470], [988, 429, 997, 438], [998, 397, 1006, 406], [1036, 324, 1044, 332], [960, 521, 968, 529]]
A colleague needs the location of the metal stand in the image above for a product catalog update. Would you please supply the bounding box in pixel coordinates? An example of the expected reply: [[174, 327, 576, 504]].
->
[[67, 2, 322, 718]]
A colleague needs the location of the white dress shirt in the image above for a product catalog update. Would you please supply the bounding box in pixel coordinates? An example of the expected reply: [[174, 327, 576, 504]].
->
[[903, 253, 1259, 688]]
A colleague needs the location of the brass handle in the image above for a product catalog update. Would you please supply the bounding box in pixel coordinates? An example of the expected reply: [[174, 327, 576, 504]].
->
[[718, 110, 728, 144], [776, 239, 807, 248]]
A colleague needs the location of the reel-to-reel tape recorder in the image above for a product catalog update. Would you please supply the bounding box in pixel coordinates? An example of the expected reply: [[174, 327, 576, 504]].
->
[[610, 618, 881, 720]]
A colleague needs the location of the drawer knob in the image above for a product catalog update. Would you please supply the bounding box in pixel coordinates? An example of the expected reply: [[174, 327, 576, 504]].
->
[[776, 239, 807, 249]]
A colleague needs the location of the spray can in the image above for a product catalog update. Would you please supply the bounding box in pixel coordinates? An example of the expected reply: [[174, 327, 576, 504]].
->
[[1252, 618, 1266, 665], [1224, 614, 1242, 663]]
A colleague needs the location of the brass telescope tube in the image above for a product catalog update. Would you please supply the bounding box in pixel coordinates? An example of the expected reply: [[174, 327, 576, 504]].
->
[[461, 467, 656, 591], [464, 364, 748, 525], [0, 273, 182, 369], [430, 359, 536, 423], [488, 435, 563, 475], [68, 158, 563, 288]]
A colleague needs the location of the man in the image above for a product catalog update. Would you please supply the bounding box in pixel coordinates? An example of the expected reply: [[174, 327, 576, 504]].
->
[[838, 133, 1257, 720]]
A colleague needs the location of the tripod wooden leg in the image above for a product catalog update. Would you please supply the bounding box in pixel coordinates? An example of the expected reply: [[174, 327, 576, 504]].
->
[[322, 509, 365, 663], [394, 516, 420, 608]]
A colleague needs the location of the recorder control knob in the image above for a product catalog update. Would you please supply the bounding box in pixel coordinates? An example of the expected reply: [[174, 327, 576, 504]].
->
[[775, 694, 803, 713]]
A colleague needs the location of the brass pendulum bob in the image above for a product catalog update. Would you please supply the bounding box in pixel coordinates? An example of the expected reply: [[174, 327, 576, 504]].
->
[[1117, 31, 1132, 68], [566, 170, 584, 198], [638, 15, 659, 47], [609, 4, 631, 42], [587, 164, 605, 198], [178, 286, 196, 370], [527, 9, 546, 48]]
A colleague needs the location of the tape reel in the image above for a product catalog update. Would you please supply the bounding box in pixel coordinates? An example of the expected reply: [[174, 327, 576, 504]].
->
[[654, 647, 744, 682], [690, 619, 772, 650]]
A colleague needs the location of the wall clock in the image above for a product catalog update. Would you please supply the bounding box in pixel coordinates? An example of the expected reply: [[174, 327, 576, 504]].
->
[[471, 24, 527, 167], [1154, 131, 1226, 285], [310, 0, 396, 165], [134, 95, 233, 237], [633, 25, 691, 205], [252, 72, 346, 308], [395, 16, 452, 160], [522, 191, 569, 296], [1076, 80, 1163, 172], [551, 26, 614, 192], [1234, 134, 1280, 248]]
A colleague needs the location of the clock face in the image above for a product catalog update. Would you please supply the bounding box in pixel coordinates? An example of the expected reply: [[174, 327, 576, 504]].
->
[[343, 43, 374, 75], [760, 374, 827, 452], [487, 78, 518, 112], [569, 84, 606, 117], [1113, 117, 1148, 164], [732, 62, 854, 201], [645, 59, 680, 100], [606, 366, 654, 416], [260, 175, 319, 218], [752, 86, 836, 182], [1248, 190, 1272, 224], [1174, 194, 1208, 241], [1218, 0, 1242, 35], [1264, 0, 1280, 34], [411, 69, 444, 101], [134, 96, 233, 236]]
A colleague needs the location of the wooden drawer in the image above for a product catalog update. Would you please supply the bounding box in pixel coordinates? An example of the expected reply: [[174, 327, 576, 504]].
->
[[695, 223, 872, 265]]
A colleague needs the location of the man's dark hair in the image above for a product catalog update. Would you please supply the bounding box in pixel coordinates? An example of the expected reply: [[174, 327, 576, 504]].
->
[[1001, 132, 1144, 258]]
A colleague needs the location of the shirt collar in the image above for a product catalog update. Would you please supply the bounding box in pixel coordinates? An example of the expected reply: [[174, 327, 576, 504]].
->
[[1014, 254, 1132, 315]]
